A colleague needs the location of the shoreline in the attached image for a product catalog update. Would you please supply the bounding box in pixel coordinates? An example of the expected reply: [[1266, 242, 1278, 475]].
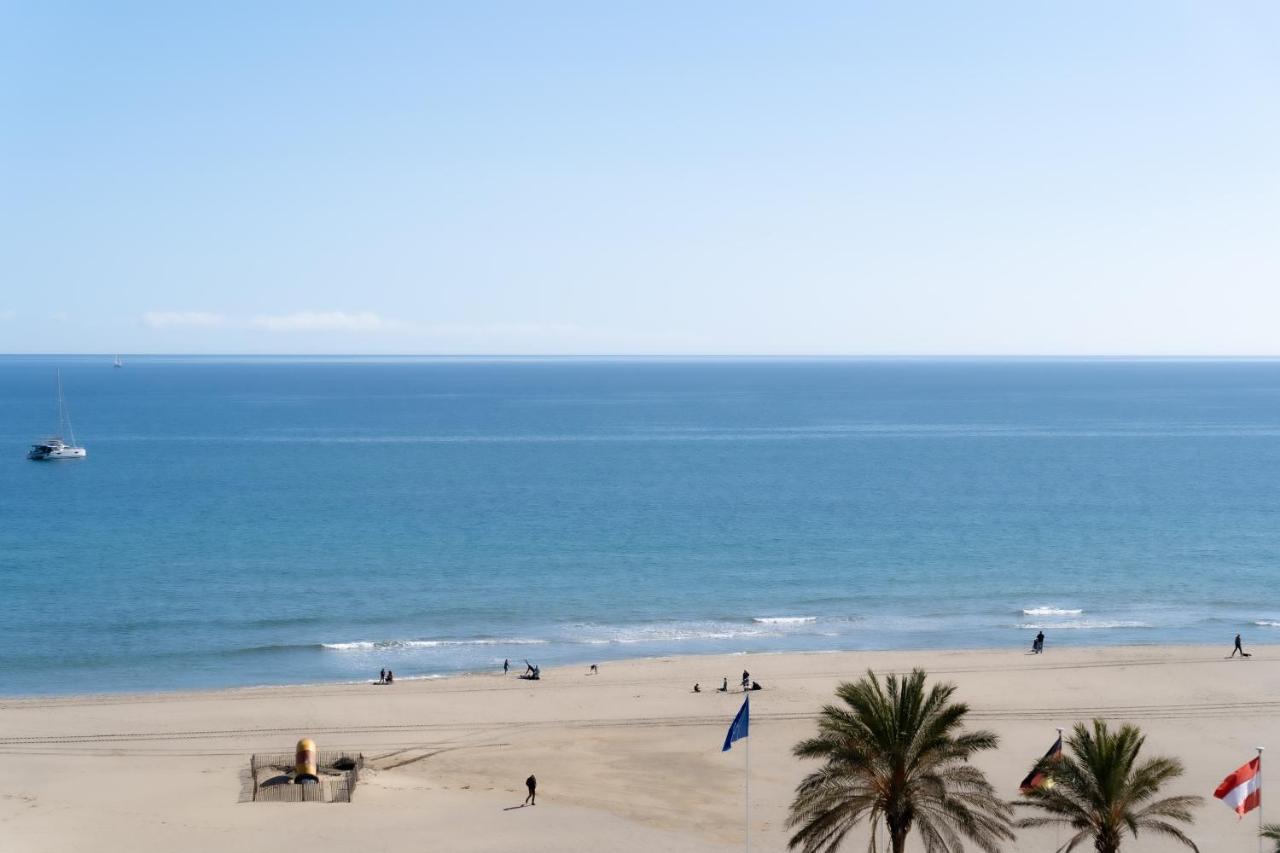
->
[[1, 639, 1266, 704]]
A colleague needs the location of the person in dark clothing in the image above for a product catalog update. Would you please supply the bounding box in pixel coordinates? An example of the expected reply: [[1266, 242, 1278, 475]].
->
[[386, 670, 394, 684], [1033, 631, 1045, 654], [693, 683, 700, 693], [524, 774, 537, 805], [379, 668, 387, 683], [503, 659, 509, 674], [741, 670, 750, 690], [718, 677, 728, 692], [1231, 634, 1251, 658], [750, 681, 762, 691]]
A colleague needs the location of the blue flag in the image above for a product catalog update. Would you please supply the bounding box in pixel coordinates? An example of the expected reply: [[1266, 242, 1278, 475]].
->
[[722, 696, 749, 751]]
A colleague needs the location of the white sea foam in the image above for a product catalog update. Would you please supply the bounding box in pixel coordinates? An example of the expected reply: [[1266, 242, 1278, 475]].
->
[[1254, 620, 1280, 628], [1022, 607, 1084, 616], [1017, 620, 1150, 630], [752, 616, 818, 625], [605, 627, 766, 644], [322, 638, 547, 651], [565, 621, 774, 645]]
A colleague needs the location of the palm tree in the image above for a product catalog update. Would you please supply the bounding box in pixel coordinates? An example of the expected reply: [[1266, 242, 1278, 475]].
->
[[1261, 823, 1280, 852], [1016, 719, 1202, 853], [787, 668, 1014, 853]]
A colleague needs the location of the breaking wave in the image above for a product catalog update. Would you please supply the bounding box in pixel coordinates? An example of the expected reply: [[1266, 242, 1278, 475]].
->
[[753, 616, 818, 625], [322, 638, 548, 651]]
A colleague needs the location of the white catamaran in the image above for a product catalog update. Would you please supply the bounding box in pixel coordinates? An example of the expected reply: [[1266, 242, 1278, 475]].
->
[[28, 371, 87, 460]]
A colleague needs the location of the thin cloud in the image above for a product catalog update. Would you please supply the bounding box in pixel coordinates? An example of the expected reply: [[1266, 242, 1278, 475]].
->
[[250, 311, 391, 332], [142, 311, 226, 329], [429, 322, 585, 338]]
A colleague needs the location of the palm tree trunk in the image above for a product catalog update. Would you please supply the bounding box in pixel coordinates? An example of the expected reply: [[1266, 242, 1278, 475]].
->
[[1094, 831, 1119, 853], [891, 827, 909, 853]]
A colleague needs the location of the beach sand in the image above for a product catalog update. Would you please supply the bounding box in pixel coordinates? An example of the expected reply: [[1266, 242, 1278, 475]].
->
[[1, 645, 1275, 852]]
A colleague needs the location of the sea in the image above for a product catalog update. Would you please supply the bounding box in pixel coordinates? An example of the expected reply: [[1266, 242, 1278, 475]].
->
[[3, 356, 1280, 696]]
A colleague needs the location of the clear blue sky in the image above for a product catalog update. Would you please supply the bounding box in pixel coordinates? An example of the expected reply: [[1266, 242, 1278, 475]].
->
[[2, 2, 1278, 355]]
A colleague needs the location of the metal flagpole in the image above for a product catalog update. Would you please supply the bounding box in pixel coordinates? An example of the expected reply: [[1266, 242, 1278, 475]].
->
[[1055, 727, 1063, 850], [745, 727, 750, 853], [1258, 747, 1265, 853]]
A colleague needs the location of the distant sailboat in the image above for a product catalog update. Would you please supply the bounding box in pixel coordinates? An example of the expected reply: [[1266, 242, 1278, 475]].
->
[[27, 370, 87, 460], [113, 355, 123, 368]]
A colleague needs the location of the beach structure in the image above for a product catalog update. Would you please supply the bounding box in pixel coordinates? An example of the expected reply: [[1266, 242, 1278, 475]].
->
[[249, 746, 363, 803]]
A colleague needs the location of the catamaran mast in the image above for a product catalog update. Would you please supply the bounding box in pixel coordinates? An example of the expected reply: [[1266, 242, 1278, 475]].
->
[[56, 369, 77, 446]]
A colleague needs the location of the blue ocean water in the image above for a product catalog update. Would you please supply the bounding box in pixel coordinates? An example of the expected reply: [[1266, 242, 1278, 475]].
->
[[3, 356, 1280, 696]]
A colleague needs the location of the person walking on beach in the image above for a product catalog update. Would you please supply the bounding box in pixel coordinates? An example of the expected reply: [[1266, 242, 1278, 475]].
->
[[718, 677, 728, 692], [503, 659, 509, 674], [741, 670, 750, 690], [524, 774, 537, 805], [1034, 631, 1045, 654], [1230, 633, 1251, 658], [379, 668, 387, 683]]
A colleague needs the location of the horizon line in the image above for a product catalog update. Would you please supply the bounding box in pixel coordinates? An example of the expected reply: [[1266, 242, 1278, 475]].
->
[[9, 352, 1280, 360]]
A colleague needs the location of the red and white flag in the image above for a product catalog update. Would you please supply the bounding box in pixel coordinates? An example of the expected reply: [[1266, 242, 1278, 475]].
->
[[1214, 757, 1261, 817]]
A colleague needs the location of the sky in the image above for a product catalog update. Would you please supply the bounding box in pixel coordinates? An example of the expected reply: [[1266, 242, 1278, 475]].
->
[[2, 2, 1278, 355]]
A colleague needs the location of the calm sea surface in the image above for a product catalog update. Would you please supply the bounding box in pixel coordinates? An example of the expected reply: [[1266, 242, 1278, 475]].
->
[[3, 357, 1279, 695]]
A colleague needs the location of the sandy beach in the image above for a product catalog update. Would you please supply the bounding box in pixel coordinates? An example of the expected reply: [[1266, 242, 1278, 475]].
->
[[1, 645, 1276, 852]]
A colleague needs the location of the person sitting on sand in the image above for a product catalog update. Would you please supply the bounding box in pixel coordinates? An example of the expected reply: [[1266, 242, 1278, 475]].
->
[[524, 774, 537, 805], [751, 681, 762, 691], [718, 677, 728, 692], [1231, 633, 1251, 658], [589, 664, 598, 675], [693, 683, 700, 693], [385, 670, 394, 684]]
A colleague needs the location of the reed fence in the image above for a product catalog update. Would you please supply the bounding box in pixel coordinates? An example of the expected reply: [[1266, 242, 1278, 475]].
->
[[249, 751, 363, 803]]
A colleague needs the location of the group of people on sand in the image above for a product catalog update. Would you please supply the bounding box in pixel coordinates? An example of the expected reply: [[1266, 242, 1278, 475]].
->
[[693, 669, 762, 694], [1029, 630, 1255, 659], [502, 659, 601, 680], [394, 631, 1256, 693], [503, 659, 541, 680]]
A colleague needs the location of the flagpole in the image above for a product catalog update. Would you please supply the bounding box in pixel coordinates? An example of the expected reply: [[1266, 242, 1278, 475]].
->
[[1258, 746, 1265, 853], [723, 694, 750, 852], [1055, 728, 1063, 851], [745, 722, 750, 853]]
